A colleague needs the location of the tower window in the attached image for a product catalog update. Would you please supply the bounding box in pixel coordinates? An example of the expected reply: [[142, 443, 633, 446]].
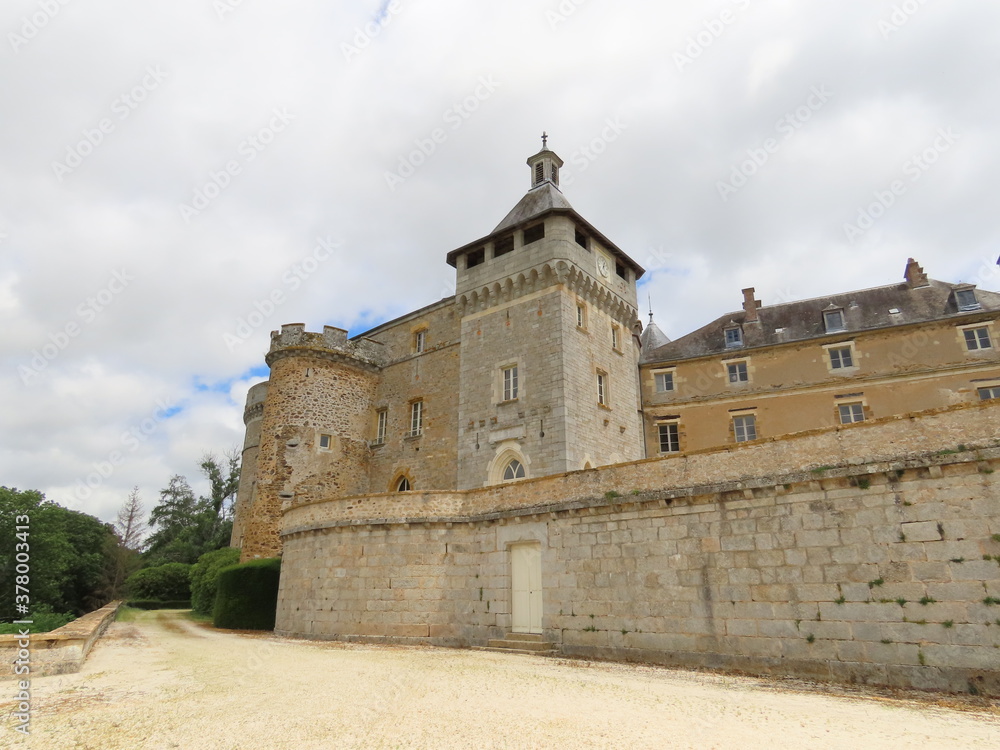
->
[[550, 164, 558, 185], [318, 434, 331, 449], [396, 476, 411, 492], [534, 162, 544, 185], [597, 371, 609, 406], [615, 262, 626, 279], [409, 400, 423, 437], [503, 459, 525, 481], [414, 330, 426, 354], [523, 223, 545, 245], [375, 409, 387, 445], [466, 248, 485, 268], [576, 304, 587, 329], [575, 228, 590, 250], [502, 365, 519, 401], [494, 234, 514, 257]]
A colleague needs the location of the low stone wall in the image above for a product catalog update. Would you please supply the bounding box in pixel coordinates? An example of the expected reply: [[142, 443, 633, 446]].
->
[[0, 601, 122, 679], [276, 403, 1000, 695]]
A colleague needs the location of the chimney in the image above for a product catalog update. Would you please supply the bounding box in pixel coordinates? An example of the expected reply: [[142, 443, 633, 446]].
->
[[742, 287, 761, 322], [904, 258, 929, 288]]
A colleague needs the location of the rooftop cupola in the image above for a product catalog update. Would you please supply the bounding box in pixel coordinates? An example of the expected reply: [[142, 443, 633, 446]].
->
[[526, 132, 564, 189]]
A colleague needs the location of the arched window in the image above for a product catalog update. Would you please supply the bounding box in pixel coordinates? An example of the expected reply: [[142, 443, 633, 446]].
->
[[503, 459, 525, 482], [396, 477, 410, 492]]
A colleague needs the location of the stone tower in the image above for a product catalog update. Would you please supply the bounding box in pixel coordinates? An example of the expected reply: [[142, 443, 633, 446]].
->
[[234, 324, 385, 560], [448, 139, 646, 489]]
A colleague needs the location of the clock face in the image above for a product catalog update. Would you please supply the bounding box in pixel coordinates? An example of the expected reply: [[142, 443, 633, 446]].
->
[[597, 257, 610, 278]]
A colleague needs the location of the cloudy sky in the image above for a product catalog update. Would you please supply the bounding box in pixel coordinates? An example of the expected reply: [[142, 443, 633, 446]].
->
[[2, 0, 998, 526]]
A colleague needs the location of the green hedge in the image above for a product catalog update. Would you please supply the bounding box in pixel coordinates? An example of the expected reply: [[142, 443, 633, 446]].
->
[[126, 563, 192, 601], [189, 547, 241, 615], [213, 557, 281, 630], [125, 599, 192, 610]]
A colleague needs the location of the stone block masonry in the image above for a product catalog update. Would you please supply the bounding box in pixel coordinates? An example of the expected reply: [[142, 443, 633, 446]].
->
[[276, 401, 1000, 695]]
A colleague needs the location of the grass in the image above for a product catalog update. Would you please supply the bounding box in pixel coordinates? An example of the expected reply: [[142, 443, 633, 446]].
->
[[919, 596, 936, 605], [949, 557, 966, 563], [856, 477, 871, 490], [116, 605, 142, 622], [918, 650, 926, 666], [868, 578, 885, 589], [583, 625, 597, 632], [983, 597, 1000, 606], [806, 633, 815, 643], [881, 639, 893, 644], [896, 598, 908, 607], [942, 620, 954, 628], [811, 466, 835, 474], [185, 609, 213, 623], [604, 490, 622, 500], [834, 595, 846, 605]]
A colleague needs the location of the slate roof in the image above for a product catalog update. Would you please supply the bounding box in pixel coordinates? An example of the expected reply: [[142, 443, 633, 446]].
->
[[492, 182, 575, 233], [639, 317, 671, 352], [642, 279, 1000, 365]]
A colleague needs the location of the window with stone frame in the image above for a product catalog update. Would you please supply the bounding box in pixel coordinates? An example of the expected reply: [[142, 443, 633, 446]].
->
[[597, 371, 609, 406], [838, 402, 865, 424], [503, 459, 526, 481], [963, 326, 992, 351], [732, 414, 757, 442], [654, 370, 675, 393], [978, 386, 1000, 400], [829, 346, 854, 369], [409, 400, 423, 437], [824, 309, 847, 333], [502, 364, 519, 401], [657, 422, 680, 453], [727, 360, 749, 384], [374, 409, 387, 445]]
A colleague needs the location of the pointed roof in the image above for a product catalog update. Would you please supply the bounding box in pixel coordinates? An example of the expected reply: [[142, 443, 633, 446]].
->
[[492, 181, 574, 234], [639, 317, 671, 361]]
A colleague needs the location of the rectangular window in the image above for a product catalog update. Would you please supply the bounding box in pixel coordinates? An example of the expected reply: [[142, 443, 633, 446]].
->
[[839, 403, 865, 424], [503, 365, 519, 401], [534, 162, 544, 185], [978, 386, 1000, 400], [494, 234, 514, 257], [611, 326, 619, 351], [523, 223, 545, 245], [375, 409, 387, 444], [409, 401, 423, 437], [577, 304, 586, 329], [414, 330, 426, 354], [964, 327, 992, 351], [727, 361, 748, 383], [658, 423, 680, 453], [575, 228, 589, 249], [725, 327, 743, 348], [654, 371, 674, 393], [319, 434, 331, 449], [956, 288, 980, 311], [733, 415, 757, 442], [615, 261, 626, 279], [597, 372, 608, 406], [829, 346, 854, 369], [466, 247, 485, 268], [824, 309, 846, 332]]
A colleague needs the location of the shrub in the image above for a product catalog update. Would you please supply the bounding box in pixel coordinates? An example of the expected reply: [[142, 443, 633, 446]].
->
[[213, 558, 281, 630], [0, 605, 73, 634], [189, 547, 241, 616], [125, 563, 192, 602]]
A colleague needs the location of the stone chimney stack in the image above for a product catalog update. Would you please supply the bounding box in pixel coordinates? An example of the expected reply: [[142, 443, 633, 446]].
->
[[904, 258, 929, 288], [742, 287, 761, 322]]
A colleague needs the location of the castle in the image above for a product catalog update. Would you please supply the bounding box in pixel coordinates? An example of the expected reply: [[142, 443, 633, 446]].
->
[[231, 142, 1000, 694]]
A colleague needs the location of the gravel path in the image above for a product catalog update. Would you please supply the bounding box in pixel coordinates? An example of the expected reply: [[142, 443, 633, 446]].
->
[[2, 610, 998, 749]]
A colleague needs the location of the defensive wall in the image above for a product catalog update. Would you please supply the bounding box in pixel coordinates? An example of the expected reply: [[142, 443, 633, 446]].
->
[[275, 401, 1000, 695]]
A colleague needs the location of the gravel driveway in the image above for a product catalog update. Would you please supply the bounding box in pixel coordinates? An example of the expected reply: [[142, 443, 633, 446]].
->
[[2, 609, 998, 749]]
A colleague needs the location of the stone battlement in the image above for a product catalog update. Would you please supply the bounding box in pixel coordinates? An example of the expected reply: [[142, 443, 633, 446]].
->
[[266, 324, 386, 369]]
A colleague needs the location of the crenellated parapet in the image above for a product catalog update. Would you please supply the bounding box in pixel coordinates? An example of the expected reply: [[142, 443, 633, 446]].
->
[[266, 324, 386, 371]]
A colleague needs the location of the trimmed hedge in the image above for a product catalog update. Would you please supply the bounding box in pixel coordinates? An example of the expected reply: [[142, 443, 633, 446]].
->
[[126, 563, 192, 601], [125, 600, 192, 610], [213, 557, 281, 630], [190, 547, 241, 615]]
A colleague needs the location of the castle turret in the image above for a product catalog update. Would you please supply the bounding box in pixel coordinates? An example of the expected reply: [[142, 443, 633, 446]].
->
[[236, 324, 385, 560], [230, 380, 267, 549]]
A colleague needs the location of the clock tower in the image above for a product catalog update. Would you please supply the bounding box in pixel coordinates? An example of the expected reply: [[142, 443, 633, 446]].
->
[[447, 137, 646, 488]]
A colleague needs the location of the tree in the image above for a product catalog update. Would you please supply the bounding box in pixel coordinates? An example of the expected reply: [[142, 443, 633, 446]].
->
[[116, 486, 145, 550], [106, 487, 145, 599], [0, 486, 118, 618], [143, 453, 240, 566]]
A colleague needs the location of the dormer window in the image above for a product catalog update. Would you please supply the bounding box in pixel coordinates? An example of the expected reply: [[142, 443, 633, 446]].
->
[[956, 288, 981, 311], [823, 309, 846, 333], [724, 326, 743, 348]]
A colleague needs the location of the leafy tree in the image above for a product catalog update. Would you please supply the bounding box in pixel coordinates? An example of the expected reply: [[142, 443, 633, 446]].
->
[[0, 486, 117, 619], [143, 452, 240, 566], [190, 547, 240, 615], [125, 562, 192, 601]]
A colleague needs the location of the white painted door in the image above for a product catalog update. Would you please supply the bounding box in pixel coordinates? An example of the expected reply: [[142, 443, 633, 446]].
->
[[511, 542, 542, 633]]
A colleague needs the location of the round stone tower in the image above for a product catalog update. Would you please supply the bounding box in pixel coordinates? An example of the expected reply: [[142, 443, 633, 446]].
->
[[237, 324, 385, 561], [230, 380, 267, 549]]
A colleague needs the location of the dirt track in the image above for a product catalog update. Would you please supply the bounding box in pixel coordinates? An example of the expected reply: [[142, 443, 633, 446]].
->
[[2, 610, 998, 749]]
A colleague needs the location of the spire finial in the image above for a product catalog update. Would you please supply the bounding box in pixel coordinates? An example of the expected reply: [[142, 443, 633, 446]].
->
[[541, 131, 548, 149], [648, 294, 653, 323]]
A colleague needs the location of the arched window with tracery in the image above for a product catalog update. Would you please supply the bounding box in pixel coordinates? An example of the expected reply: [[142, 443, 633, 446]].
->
[[503, 459, 525, 481], [396, 477, 411, 491]]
